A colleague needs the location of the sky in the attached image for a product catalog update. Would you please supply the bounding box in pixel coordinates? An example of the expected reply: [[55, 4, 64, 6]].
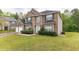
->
[[0, 0, 78, 14], [0, 8, 72, 14]]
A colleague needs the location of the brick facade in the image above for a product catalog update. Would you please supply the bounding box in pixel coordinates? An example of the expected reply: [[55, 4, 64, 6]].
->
[[24, 8, 62, 35]]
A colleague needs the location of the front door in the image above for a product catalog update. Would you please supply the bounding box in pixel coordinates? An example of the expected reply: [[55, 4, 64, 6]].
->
[[35, 25, 40, 33], [35, 16, 41, 33]]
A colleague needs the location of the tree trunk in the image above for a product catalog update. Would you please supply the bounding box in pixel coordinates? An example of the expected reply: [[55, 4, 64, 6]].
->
[[24, 23, 26, 31]]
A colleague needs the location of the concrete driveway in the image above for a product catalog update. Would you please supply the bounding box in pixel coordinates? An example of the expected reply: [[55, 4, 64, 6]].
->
[[0, 32, 16, 38]]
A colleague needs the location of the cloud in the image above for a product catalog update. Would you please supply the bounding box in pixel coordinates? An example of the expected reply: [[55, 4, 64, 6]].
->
[[0, 8, 72, 14], [1, 8, 31, 13]]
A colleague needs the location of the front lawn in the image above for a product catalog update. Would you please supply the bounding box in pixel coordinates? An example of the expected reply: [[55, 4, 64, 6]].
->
[[0, 32, 79, 51], [0, 30, 15, 34]]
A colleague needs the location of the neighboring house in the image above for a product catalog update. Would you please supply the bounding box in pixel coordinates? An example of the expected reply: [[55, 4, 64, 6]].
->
[[16, 8, 63, 35], [0, 17, 16, 30]]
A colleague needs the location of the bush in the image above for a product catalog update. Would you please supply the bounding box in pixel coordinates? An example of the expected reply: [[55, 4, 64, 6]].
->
[[38, 27, 57, 36], [61, 32, 65, 34], [38, 30, 57, 36], [21, 28, 33, 34]]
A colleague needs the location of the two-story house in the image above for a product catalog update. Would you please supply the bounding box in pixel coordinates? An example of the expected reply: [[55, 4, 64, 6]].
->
[[16, 8, 63, 35]]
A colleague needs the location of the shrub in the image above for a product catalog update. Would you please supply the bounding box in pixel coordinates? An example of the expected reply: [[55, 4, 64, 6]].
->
[[38, 30, 57, 36], [61, 32, 65, 34], [21, 28, 33, 34], [38, 27, 57, 36]]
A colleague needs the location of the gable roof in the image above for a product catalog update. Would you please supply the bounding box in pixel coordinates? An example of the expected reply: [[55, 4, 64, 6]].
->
[[25, 8, 60, 17], [0, 17, 16, 22], [40, 10, 60, 15], [25, 8, 41, 17]]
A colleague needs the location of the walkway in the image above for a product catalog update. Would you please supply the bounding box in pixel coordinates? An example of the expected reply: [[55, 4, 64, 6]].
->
[[0, 32, 16, 38]]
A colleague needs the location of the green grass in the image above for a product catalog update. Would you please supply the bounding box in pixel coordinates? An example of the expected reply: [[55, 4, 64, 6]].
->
[[0, 32, 79, 51], [0, 30, 15, 33]]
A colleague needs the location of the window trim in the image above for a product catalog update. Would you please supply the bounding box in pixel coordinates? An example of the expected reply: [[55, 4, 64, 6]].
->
[[45, 14, 54, 22], [28, 17, 32, 23], [44, 25, 53, 32], [26, 17, 32, 24]]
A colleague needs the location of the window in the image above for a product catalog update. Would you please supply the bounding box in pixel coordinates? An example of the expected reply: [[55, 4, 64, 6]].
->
[[25, 18, 28, 23], [28, 17, 32, 23], [44, 25, 53, 32], [25, 17, 32, 23], [11, 22, 15, 24], [46, 14, 53, 21]]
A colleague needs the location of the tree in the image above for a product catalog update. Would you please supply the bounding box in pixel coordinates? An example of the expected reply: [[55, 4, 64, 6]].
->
[[19, 12, 26, 31], [0, 9, 3, 16], [61, 12, 73, 31], [0, 9, 3, 14], [64, 9, 71, 16], [71, 8, 79, 15], [20, 16, 26, 31], [14, 13, 19, 20], [61, 8, 79, 32], [71, 8, 79, 31]]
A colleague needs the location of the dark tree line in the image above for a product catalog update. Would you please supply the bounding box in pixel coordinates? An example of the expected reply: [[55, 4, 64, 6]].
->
[[0, 9, 17, 18], [61, 8, 79, 32]]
